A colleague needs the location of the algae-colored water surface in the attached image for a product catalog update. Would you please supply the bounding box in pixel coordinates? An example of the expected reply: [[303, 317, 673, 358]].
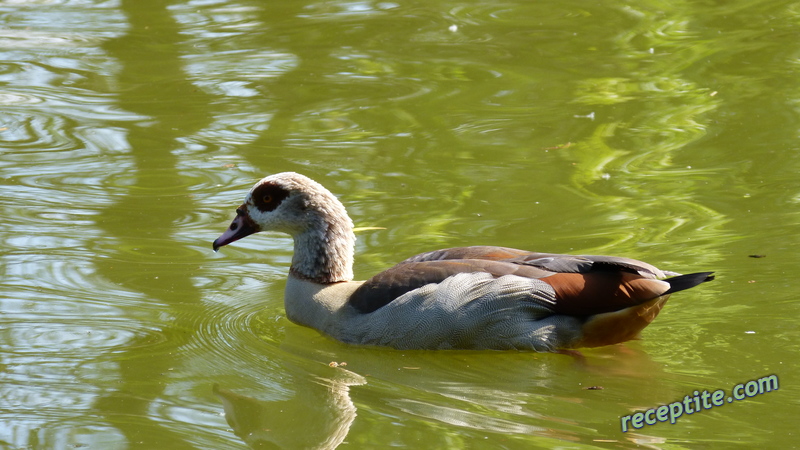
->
[[1, 0, 797, 447]]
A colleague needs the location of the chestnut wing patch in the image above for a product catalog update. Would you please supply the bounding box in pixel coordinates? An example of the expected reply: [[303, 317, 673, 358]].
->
[[540, 272, 671, 316]]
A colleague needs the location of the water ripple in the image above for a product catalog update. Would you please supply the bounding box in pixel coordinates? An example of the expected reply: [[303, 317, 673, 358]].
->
[[186, 287, 283, 370], [0, 321, 166, 356]]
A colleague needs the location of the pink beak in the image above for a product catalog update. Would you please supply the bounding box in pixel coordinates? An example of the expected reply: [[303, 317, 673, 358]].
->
[[213, 208, 259, 251]]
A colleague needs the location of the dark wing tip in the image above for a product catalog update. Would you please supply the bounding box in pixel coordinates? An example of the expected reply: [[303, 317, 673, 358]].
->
[[664, 272, 714, 295]]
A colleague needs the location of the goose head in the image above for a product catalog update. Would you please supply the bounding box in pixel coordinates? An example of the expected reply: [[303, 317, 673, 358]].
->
[[213, 172, 356, 283]]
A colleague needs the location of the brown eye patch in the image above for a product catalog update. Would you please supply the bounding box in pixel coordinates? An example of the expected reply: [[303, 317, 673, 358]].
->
[[251, 182, 290, 212]]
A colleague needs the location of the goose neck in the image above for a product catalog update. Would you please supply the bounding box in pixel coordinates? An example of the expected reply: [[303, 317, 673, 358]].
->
[[289, 220, 355, 284]]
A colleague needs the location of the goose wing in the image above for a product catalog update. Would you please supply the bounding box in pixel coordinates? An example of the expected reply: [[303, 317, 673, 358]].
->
[[348, 246, 696, 315]]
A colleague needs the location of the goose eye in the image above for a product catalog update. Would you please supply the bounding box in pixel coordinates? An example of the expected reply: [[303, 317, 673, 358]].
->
[[252, 182, 290, 212]]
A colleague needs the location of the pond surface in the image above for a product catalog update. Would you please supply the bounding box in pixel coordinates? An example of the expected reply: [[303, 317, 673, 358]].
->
[[2, 0, 799, 448]]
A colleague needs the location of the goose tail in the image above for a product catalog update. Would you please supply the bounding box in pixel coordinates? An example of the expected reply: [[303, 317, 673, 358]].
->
[[663, 272, 715, 295]]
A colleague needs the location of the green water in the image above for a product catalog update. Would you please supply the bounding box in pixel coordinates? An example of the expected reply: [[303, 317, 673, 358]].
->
[[1, 0, 798, 448]]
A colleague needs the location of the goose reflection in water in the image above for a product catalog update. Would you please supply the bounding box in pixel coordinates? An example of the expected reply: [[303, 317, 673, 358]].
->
[[214, 368, 366, 449]]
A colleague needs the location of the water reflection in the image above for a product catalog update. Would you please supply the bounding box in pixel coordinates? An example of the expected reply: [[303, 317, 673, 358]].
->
[[2, 0, 799, 447], [213, 350, 635, 448], [216, 368, 366, 449], [89, 0, 213, 446]]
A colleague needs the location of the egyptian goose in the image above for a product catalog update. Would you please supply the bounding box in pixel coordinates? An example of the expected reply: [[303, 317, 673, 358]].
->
[[213, 172, 713, 352]]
